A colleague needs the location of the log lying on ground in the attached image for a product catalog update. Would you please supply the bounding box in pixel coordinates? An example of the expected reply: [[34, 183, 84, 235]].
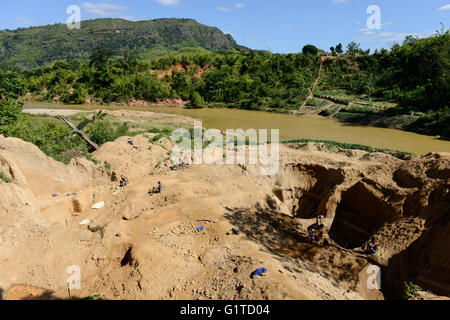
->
[[59, 116, 99, 151]]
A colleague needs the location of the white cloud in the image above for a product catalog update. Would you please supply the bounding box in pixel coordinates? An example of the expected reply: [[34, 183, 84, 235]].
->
[[81, 2, 129, 17], [218, 3, 245, 12], [358, 22, 392, 35], [332, 0, 348, 5], [356, 30, 433, 42], [16, 17, 35, 25], [438, 4, 450, 10], [153, 0, 180, 7], [217, 7, 232, 12]]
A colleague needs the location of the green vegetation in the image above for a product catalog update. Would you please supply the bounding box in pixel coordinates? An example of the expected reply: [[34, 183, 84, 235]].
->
[[0, 70, 26, 135], [319, 105, 340, 116], [22, 48, 319, 111], [346, 105, 374, 114], [1, 21, 449, 165], [147, 127, 173, 144], [103, 161, 111, 175], [305, 98, 328, 108], [403, 281, 422, 299], [0, 72, 138, 164], [403, 108, 450, 139], [80, 294, 101, 300], [314, 90, 355, 105], [318, 31, 449, 138], [16, 29, 448, 138], [302, 44, 319, 56], [0, 18, 241, 69], [283, 139, 413, 159], [0, 170, 12, 183], [77, 110, 132, 146]]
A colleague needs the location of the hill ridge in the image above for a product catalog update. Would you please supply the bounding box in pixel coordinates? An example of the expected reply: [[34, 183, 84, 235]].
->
[[0, 18, 241, 68]]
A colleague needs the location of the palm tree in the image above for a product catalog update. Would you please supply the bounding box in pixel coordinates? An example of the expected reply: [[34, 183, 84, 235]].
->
[[435, 23, 449, 36]]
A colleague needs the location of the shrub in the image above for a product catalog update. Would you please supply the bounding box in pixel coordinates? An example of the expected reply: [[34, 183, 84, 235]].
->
[[0, 100, 23, 134], [403, 281, 422, 300], [151, 133, 164, 142], [87, 120, 130, 146], [187, 91, 206, 108], [0, 170, 12, 183]]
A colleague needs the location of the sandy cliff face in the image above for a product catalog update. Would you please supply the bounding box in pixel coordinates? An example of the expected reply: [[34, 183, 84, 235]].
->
[[0, 134, 448, 300], [258, 149, 449, 298]]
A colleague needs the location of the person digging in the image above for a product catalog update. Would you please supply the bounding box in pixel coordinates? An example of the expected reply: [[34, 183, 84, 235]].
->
[[119, 175, 129, 188], [148, 181, 162, 195], [127, 138, 138, 150], [363, 237, 378, 255]]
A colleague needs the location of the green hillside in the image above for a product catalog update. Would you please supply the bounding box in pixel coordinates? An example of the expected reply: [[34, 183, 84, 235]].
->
[[0, 18, 241, 68]]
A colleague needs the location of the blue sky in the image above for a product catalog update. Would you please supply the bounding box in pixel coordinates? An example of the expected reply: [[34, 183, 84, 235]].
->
[[1, 0, 449, 53]]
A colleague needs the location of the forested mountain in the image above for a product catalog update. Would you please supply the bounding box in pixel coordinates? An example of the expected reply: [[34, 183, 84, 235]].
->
[[18, 31, 449, 138], [0, 18, 241, 68]]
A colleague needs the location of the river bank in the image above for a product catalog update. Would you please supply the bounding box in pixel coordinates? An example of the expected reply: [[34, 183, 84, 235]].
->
[[23, 103, 450, 155]]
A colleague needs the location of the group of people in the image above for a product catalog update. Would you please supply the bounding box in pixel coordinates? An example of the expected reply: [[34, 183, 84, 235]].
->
[[117, 174, 162, 197], [170, 155, 191, 171], [118, 176, 379, 255], [305, 214, 378, 255]]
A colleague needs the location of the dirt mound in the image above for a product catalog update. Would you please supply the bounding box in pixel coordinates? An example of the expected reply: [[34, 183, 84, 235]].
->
[[1, 135, 449, 300], [4, 284, 55, 300], [92, 134, 173, 180]]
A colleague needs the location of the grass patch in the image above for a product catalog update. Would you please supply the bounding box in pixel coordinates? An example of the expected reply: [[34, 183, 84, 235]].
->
[[334, 112, 373, 124], [282, 138, 413, 159], [403, 281, 422, 300], [103, 161, 111, 175], [306, 98, 329, 109], [0, 170, 12, 183], [314, 90, 354, 105], [80, 294, 101, 300], [319, 105, 340, 116], [347, 105, 374, 114], [151, 133, 164, 143]]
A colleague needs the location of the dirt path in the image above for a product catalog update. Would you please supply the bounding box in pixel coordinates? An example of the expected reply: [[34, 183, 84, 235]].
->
[[299, 61, 323, 111]]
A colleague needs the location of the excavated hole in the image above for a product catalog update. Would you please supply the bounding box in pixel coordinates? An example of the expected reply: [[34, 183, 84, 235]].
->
[[120, 246, 138, 268], [72, 199, 82, 213], [329, 182, 399, 249], [273, 164, 345, 218]]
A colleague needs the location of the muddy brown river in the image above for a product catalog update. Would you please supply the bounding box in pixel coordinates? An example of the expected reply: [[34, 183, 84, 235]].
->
[[24, 103, 450, 155]]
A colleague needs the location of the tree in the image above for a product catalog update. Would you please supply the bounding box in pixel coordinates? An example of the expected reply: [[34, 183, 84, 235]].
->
[[302, 44, 319, 56], [187, 91, 206, 109], [89, 49, 112, 68], [346, 41, 361, 54], [346, 41, 367, 55], [0, 71, 26, 135], [330, 47, 336, 56], [0, 71, 26, 100], [435, 22, 449, 36], [336, 43, 343, 54], [0, 99, 23, 134]]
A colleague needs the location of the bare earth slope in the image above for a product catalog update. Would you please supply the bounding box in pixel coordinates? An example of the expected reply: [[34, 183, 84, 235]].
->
[[0, 134, 448, 300]]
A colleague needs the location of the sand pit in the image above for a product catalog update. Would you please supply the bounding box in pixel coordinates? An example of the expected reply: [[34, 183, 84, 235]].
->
[[0, 134, 449, 300]]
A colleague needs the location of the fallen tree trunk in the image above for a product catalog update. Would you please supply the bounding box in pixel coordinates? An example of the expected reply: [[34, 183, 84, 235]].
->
[[59, 116, 100, 151]]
